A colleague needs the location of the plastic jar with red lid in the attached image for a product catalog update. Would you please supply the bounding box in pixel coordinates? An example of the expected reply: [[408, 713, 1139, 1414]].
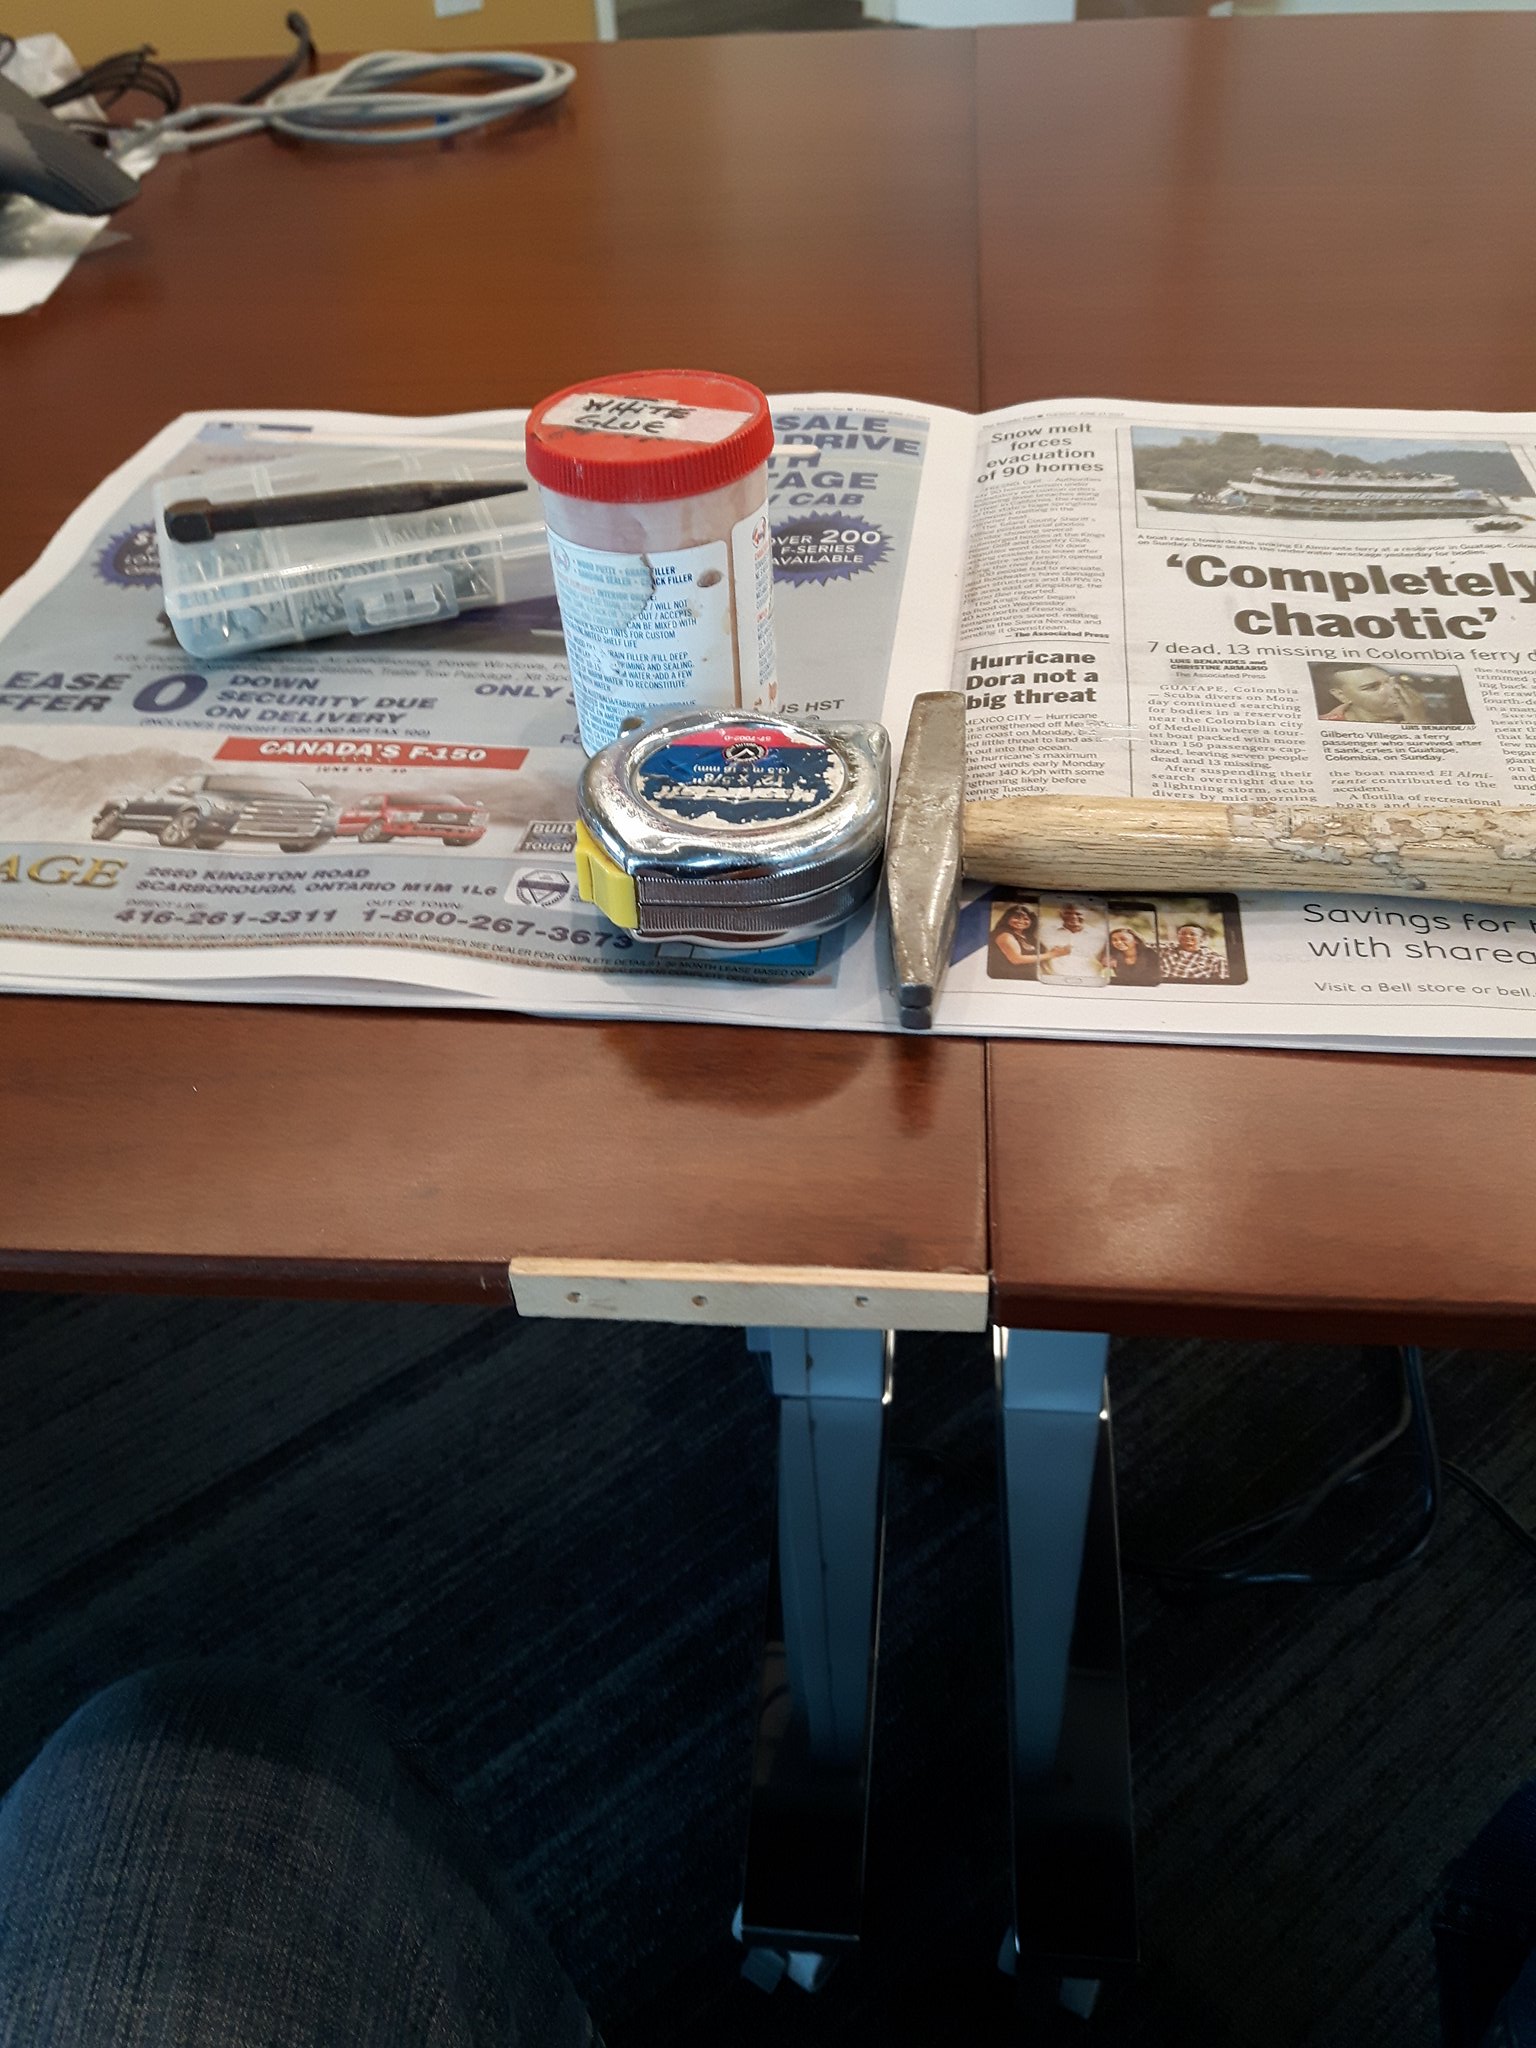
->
[[526, 369, 778, 754]]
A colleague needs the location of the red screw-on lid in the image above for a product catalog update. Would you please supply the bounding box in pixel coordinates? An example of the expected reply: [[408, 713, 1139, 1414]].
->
[[525, 370, 774, 505]]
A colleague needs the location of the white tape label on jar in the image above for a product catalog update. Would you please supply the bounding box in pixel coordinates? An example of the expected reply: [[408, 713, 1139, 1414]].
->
[[731, 504, 778, 710], [541, 393, 751, 444], [547, 533, 736, 754]]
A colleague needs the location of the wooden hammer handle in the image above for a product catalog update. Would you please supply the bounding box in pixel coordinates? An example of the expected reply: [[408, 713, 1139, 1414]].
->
[[962, 795, 1536, 905]]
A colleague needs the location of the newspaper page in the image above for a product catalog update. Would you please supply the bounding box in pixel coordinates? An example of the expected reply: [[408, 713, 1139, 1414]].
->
[[942, 398, 1536, 1054], [7, 395, 1536, 1052], [0, 397, 972, 1032]]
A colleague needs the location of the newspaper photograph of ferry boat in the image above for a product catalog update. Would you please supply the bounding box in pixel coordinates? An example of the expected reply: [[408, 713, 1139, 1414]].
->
[[1132, 427, 1535, 534]]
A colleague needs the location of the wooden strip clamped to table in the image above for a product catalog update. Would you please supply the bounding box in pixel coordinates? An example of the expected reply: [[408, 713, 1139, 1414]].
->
[[507, 1258, 991, 1331]]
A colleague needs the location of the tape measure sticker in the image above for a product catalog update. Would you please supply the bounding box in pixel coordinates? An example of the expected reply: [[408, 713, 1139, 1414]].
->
[[634, 725, 847, 830]]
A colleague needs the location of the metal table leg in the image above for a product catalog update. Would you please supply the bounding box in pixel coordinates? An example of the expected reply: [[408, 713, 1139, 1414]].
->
[[995, 1326, 1137, 2009], [737, 1326, 891, 1988]]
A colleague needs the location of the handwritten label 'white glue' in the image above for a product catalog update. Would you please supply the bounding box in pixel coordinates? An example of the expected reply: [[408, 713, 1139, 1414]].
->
[[542, 393, 752, 445]]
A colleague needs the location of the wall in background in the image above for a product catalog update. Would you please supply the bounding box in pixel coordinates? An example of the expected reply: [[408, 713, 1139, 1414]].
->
[[860, 0, 1072, 17], [2, 0, 600, 63]]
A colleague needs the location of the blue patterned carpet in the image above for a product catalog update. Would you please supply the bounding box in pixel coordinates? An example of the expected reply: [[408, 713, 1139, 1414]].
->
[[1, 1292, 1533, 2045]]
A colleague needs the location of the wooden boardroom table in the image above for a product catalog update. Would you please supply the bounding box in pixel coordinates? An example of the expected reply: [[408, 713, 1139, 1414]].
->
[[0, 28, 988, 2000], [4, 13, 1536, 2006], [973, 16, 1536, 1992]]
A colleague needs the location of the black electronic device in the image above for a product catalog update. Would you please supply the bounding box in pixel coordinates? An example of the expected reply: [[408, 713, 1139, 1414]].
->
[[0, 72, 137, 214]]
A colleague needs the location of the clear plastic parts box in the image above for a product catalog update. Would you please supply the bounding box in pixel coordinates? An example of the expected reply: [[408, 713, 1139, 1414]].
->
[[154, 447, 554, 659]]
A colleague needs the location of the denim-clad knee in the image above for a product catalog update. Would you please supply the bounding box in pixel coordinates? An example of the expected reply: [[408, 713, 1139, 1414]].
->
[[0, 1662, 593, 2048]]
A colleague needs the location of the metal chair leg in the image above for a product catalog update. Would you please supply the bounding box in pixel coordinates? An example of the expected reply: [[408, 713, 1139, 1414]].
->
[[737, 1326, 891, 1987], [995, 1325, 1137, 1998]]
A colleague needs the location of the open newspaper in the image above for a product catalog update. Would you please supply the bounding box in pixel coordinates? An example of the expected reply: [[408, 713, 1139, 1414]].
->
[[3, 394, 1536, 1053]]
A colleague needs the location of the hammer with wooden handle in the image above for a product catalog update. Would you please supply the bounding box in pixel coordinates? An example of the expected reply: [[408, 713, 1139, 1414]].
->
[[885, 690, 1536, 1029]]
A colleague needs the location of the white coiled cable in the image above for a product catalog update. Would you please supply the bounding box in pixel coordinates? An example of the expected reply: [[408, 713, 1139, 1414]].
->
[[125, 48, 576, 155]]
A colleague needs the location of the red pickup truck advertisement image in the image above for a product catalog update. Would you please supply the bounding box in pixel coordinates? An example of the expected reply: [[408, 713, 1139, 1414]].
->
[[0, 729, 573, 865], [333, 789, 488, 846]]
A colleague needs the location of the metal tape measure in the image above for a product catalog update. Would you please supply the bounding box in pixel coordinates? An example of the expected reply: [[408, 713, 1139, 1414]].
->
[[575, 708, 889, 949]]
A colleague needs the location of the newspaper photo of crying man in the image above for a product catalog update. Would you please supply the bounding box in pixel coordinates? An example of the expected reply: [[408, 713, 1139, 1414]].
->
[[1155, 896, 1248, 986], [1309, 661, 1474, 727]]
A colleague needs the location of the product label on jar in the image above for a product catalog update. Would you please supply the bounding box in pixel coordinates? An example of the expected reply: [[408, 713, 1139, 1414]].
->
[[635, 725, 845, 830], [542, 393, 751, 444], [547, 533, 736, 754], [731, 505, 778, 710]]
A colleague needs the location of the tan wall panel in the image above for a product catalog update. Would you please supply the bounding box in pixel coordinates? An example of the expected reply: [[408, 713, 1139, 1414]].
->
[[4, 0, 596, 63]]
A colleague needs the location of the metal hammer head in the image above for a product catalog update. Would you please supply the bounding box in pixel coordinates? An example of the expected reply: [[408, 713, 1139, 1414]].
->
[[883, 691, 964, 1030]]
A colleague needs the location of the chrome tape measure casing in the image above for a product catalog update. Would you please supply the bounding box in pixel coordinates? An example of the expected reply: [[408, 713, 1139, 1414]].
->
[[576, 709, 890, 949]]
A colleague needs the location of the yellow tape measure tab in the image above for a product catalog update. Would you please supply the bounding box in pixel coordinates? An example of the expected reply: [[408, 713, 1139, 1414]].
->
[[574, 819, 639, 930]]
